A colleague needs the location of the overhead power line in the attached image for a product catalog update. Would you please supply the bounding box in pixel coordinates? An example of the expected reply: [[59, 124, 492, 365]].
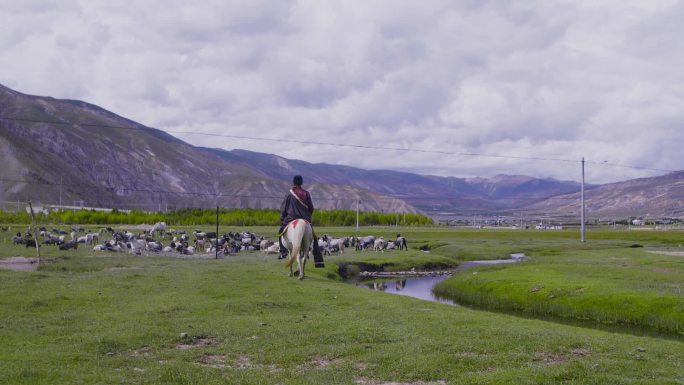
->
[[0, 176, 607, 204], [1, 115, 678, 173]]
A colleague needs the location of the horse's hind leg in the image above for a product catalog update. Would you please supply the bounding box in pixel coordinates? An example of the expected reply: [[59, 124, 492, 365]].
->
[[298, 254, 305, 280], [289, 253, 294, 277]]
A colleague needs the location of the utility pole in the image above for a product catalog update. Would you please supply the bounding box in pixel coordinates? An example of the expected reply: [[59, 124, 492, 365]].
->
[[581, 157, 586, 242], [356, 199, 360, 232], [215, 205, 219, 259], [28, 200, 40, 262]]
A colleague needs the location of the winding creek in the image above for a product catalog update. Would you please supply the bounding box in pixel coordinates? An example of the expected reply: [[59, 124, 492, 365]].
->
[[356, 274, 456, 305], [354, 253, 527, 305]]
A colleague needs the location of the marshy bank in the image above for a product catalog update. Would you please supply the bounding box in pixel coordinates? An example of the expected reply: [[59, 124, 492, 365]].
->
[[432, 248, 684, 338], [341, 249, 683, 339]]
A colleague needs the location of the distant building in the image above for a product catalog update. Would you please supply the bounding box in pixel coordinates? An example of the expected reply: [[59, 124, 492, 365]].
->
[[535, 223, 563, 230]]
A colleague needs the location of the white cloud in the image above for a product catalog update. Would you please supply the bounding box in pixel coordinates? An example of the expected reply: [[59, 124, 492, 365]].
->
[[1, 0, 683, 183]]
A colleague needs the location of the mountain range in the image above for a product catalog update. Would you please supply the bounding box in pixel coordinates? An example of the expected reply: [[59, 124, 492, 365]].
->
[[1, 83, 681, 220]]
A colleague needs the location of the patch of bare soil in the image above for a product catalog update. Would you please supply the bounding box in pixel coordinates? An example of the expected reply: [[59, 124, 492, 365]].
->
[[530, 347, 591, 367], [175, 338, 217, 350], [233, 355, 252, 369], [116, 224, 153, 231], [0, 257, 39, 271], [198, 354, 227, 369], [355, 379, 446, 385], [571, 348, 591, 357], [198, 354, 281, 372], [105, 266, 142, 272], [532, 351, 568, 365], [130, 346, 153, 357], [647, 250, 684, 257], [310, 355, 343, 369]]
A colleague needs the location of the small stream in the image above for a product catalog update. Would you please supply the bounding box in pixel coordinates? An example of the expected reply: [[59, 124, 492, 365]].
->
[[354, 254, 527, 305], [355, 275, 456, 305]]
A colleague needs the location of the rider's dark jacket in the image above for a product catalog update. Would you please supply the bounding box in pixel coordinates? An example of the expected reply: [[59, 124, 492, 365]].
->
[[280, 186, 314, 225]]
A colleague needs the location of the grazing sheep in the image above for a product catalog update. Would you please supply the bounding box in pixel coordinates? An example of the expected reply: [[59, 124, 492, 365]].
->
[[260, 239, 274, 253], [358, 236, 375, 251], [128, 239, 147, 255], [149, 222, 167, 238], [265, 244, 279, 254], [147, 241, 163, 252], [395, 235, 408, 251], [58, 240, 78, 250], [373, 237, 387, 252], [328, 238, 345, 254], [85, 232, 99, 245], [318, 238, 331, 255], [12, 233, 24, 245]]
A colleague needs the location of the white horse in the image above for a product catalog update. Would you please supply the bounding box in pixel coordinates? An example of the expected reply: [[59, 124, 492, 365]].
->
[[281, 219, 313, 280]]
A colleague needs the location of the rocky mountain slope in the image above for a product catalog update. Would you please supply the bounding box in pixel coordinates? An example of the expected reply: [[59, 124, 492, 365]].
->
[[2, 83, 681, 219], [0, 84, 415, 213]]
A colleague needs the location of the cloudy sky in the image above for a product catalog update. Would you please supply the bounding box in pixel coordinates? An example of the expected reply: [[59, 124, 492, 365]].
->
[[2, 0, 683, 184]]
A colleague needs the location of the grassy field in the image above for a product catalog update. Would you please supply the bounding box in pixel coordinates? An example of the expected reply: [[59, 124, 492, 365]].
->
[[0, 225, 683, 384]]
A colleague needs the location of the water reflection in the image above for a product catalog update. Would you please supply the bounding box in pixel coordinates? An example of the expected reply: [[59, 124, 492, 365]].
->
[[357, 275, 457, 305]]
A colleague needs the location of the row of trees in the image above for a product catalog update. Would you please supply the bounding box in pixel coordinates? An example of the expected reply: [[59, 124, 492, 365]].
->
[[0, 208, 433, 227]]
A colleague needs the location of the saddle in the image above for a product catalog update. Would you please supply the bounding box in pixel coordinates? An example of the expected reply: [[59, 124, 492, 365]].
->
[[279, 218, 310, 237]]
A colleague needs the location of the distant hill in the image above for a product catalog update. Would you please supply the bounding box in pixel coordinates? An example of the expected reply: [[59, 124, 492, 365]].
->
[[0, 84, 416, 214], [2, 83, 682, 219], [211, 149, 581, 215], [524, 171, 684, 218]]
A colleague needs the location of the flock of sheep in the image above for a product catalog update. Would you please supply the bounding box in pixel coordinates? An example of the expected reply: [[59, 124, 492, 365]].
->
[[259, 234, 409, 255], [5, 222, 409, 257]]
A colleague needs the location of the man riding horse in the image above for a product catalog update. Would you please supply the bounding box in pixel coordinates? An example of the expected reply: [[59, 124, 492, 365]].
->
[[278, 175, 324, 267]]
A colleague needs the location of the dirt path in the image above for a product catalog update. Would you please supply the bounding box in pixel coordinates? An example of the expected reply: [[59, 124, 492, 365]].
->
[[647, 250, 684, 257], [0, 256, 39, 271]]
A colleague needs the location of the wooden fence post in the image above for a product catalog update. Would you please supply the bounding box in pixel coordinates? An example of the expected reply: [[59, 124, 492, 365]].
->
[[28, 200, 40, 263]]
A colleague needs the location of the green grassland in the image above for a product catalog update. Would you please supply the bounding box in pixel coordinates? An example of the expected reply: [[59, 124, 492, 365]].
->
[[0, 225, 683, 384]]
